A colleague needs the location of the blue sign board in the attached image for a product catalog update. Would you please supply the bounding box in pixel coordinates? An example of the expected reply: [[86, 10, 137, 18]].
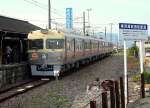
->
[[66, 8, 73, 29], [119, 23, 148, 40]]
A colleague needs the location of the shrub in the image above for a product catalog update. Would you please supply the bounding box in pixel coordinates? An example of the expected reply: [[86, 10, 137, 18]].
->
[[144, 71, 150, 84], [132, 74, 140, 81], [132, 72, 150, 83], [128, 43, 139, 57]]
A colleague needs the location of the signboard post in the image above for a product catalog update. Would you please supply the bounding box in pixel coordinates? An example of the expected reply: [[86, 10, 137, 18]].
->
[[119, 23, 148, 107], [123, 40, 128, 107]]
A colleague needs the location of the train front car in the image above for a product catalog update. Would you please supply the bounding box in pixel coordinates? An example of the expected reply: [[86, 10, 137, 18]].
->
[[28, 30, 65, 77]]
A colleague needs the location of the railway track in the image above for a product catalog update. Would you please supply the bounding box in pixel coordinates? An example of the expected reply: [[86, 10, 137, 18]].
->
[[0, 79, 51, 103]]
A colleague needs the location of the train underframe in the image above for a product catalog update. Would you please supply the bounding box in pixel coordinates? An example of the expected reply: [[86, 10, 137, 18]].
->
[[30, 52, 112, 78]]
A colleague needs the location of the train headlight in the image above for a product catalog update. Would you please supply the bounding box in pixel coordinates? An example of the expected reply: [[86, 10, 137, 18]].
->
[[42, 54, 47, 60], [54, 70, 59, 76], [31, 52, 38, 60]]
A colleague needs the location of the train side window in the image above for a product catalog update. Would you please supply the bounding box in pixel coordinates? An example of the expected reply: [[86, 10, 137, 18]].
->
[[67, 42, 70, 50], [84, 41, 87, 49], [70, 39, 74, 52], [75, 39, 80, 51], [67, 39, 71, 51], [88, 41, 91, 49], [46, 39, 64, 49]]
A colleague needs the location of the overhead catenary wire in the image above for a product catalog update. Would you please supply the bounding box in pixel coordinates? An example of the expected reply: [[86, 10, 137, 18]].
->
[[23, 0, 82, 22], [22, 0, 122, 35], [23, 0, 83, 21]]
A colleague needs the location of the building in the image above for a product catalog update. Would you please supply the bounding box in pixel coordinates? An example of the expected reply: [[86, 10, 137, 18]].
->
[[145, 41, 150, 57], [0, 15, 41, 64]]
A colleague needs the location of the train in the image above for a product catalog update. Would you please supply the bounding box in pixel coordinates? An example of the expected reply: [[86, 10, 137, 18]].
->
[[27, 29, 113, 77]]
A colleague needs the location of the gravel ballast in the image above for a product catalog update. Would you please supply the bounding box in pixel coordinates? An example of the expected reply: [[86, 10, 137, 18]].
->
[[0, 55, 124, 108]]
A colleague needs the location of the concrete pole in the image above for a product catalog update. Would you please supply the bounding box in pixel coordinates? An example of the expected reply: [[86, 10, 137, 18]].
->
[[86, 8, 91, 28], [86, 8, 91, 35], [139, 40, 145, 98], [48, 0, 51, 29], [110, 23, 113, 42], [105, 27, 107, 40], [124, 40, 128, 107], [139, 40, 144, 73], [83, 11, 85, 36]]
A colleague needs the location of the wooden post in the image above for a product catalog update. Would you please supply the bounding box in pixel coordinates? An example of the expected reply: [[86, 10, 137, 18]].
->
[[90, 101, 96, 108], [102, 92, 108, 108], [0, 48, 2, 64], [110, 82, 115, 108], [141, 73, 145, 98], [127, 75, 129, 103], [120, 77, 125, 108], [115, 80, 120, 108]]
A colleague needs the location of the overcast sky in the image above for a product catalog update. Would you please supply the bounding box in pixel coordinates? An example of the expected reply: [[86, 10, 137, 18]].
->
[[0, 0, 149, 34]]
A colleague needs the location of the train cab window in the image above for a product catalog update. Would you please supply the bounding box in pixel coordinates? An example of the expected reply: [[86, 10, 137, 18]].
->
[[46, 39, 64, 49], [28, 39, 43, 49]]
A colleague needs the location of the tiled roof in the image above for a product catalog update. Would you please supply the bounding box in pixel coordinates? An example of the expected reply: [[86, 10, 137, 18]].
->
[[0, 15, 41, 34]]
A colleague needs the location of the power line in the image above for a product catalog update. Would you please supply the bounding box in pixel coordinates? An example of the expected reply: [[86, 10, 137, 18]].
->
[[23, 0, 87, 30], [23, 0, 47, 10], [31, 0, 47, 7], [23, 0, 83, 21], [23, 0, 82, 21], [23, 0, 65, 17]]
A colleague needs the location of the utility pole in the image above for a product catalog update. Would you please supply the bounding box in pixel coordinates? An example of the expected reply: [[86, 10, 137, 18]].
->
[[86, 8, 92, 35], [55, 23, 57, 30], [48, 0, 51, 29], [92, 29, 94, 36], [110, 23, 113, 42], [83, 11, 86, 36], [105, 27, 107, 40], [86, 8, 92, 28]]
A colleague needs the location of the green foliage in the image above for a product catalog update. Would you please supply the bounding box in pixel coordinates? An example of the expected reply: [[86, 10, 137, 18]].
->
[[132, 74, 140, 81], [144, 71, 150, 84], [47, 84, 70, 108], [132, 71, 150, 83], [128, 43, 139, 57]]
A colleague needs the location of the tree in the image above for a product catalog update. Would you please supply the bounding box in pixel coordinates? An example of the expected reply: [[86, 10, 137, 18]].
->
[[128, 43, 139, 57]]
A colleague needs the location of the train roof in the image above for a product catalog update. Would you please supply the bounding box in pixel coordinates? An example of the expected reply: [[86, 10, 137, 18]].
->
[[64, 32, 104, 42], [28, 29, 64, 39], [28, 29, 111, 43]]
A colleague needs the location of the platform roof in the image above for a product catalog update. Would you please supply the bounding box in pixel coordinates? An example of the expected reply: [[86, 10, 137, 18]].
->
[[0, 15, 41, 34]]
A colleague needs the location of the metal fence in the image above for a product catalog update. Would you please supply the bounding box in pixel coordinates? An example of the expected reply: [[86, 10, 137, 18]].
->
[[83, 74, 150, 108]]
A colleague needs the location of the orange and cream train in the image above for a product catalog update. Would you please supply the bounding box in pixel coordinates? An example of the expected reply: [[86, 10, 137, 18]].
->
[[27, 29, 113, 77]]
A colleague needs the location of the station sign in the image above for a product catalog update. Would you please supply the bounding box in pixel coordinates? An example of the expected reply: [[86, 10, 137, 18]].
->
[[119, 23, 148, 40], [66, 8, 73, 29]]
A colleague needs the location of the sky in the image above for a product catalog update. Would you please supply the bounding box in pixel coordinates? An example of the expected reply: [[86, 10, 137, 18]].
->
[[0, 0, 150, 44]]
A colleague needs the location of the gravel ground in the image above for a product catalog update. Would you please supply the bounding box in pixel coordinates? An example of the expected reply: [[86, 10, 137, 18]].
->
[[128, 97, 150, 108], [0, 55, 124, 108]]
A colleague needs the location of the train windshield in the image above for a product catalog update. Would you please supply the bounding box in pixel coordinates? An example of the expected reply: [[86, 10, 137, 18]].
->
[[146, 48, 150, 52], [46, 39, 64, 49], [28, 39, 43, 50]]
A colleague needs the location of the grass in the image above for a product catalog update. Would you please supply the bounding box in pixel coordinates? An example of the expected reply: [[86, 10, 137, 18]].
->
[[23, 84, 70, 108]]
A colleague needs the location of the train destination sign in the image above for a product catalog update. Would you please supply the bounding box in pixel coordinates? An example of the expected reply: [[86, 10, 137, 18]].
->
[[119, 23, 148, 40]]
